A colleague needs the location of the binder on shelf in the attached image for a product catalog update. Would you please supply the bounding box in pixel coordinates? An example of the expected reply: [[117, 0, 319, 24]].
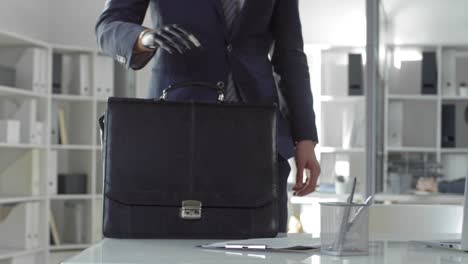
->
[[52, 53, 62, 94], [58, 107, 69, 145], [49, 209, 61, 246], [0, 119, 20, 144], [70, 54, 91, 96], [395, 60, 421, 95], [64, 201, 85, 244], [0, 202, 40, 249], [114, 62, 136, 97], [15, 48, 46, 93], [388, 101, 403, 147], [38, 48, 48, 94], [51, 106, 59, 145], [61, 54, 73, 95], [31, 202, 40, 249], [31, 121, 44, 145], [421, 51, 438, 95], [48, 150, 58, 195], [455, 55, 468, 96], [342, 108, 354, 149], [322, 53, 347, 96], [93, 200, 103, 242], [351, 102, 365, 147], [0, 64, 15, 87], [95, 56, 114, 98], [455, 102, 468, 148], [58, 173, 87, 194], [442, 104, 456, 148], [348, 53, 363, 96], [0, 149, 41, 196], [12, 99, 37, 144], [341, 102, 365, 149]]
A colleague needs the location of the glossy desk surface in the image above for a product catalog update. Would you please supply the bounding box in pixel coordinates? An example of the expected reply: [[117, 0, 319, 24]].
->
[[65, 234, 468, 264]]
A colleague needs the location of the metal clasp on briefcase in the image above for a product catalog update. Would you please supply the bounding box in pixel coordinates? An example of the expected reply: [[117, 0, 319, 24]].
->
[[180, 200, 202, 220]]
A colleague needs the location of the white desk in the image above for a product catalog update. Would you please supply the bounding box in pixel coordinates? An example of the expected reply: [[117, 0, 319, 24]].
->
[[64, 234, 468, 264]]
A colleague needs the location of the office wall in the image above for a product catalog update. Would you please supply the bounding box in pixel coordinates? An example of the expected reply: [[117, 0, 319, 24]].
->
[[47, 0, 152, 49], [300, 0, 468, 46], [0, 0, 366, 48], [0, 0, 49, 41], [383, 0, 468, 44], [2, 0, 468, 48], [47, 0, 107, 48], [47, 0, 367, 47], [299, 0, 366, 46]]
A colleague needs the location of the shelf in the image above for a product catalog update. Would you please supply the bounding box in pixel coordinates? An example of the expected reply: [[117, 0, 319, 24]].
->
[[290, 193, 365, 204], [52, 94, 94, 102], [320, 95, 365, 102], [441, 95, 468, 100], [318, 147, 365, 153], [387, 147, 438, 153], [0, 248, 45, 260], [387, 94, 439, 100], [49, 244, 91, 251], [0, 30, 48, 47], [0, 85, 48, 98], [0, 143, 45, 149], [0, 195, 45, 205], [375, 193, 464, 205], [52, 44, 96, 54], [441, 148, 468, 153], [97, 98, 110, 103], [49, 194, 94, 200], [51, 144, 95, 150]]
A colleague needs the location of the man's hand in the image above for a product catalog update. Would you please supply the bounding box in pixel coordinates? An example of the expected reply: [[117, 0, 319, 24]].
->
[[136, 25, 202, 55], [293, 140, 320, 196]]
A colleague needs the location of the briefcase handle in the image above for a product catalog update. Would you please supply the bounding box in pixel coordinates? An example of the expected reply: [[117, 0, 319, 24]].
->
[[160, 81, 225, 102]]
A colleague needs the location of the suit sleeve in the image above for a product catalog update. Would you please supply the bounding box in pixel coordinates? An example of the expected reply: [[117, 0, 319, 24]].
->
[[270, 0, 318, 143], [95, 0, 154, 70]]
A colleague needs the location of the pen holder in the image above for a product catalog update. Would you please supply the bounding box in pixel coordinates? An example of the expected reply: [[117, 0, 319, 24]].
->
[[320, 202, 369, 256]]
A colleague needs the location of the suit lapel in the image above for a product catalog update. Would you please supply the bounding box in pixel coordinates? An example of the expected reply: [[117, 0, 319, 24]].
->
[[212, 0, 229, 41], [230, 0, 248, 39]]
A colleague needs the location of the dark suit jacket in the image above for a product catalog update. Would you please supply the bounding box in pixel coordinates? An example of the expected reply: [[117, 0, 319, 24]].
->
[[95, 0, 318, 159]]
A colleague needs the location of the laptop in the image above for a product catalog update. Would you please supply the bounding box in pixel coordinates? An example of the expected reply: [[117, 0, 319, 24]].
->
[[417, 176, 468, 251]]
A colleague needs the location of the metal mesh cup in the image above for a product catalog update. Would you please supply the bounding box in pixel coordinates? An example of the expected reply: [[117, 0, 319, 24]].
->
[[320, 202, 370, 256]]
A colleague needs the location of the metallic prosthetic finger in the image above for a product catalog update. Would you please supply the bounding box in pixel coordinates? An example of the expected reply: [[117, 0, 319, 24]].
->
[[172, 25, 202, 48], [153, 37, 175, 55], [158, 30, 186, 54], [164, 26, 193, 50]]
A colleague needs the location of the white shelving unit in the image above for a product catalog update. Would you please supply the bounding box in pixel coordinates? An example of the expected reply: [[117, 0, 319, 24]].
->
[[305, 46, 367, 195], [300, 43, 467, 207], [383, 44, 468, 197], [0, 30, 126, 263]]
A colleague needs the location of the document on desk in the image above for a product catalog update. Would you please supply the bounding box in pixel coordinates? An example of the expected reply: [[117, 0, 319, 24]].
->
[[200, 234, 320, 252]]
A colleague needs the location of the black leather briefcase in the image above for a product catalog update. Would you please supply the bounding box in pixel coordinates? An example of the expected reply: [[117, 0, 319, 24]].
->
[[99, 81, 278, 239]]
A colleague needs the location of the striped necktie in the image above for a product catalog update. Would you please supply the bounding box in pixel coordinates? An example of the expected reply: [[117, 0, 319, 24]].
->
[[221, 0, 241, 31], [220, 0, 241, 101]]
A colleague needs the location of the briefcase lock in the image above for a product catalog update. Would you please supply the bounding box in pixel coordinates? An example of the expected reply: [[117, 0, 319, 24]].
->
[[180, 200, 202, 220]]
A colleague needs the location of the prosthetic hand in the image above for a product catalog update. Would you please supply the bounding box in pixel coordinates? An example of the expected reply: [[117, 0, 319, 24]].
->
[[141, 25, 202, 55]]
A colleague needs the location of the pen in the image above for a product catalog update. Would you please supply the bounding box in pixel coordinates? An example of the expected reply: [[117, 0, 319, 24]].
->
[[333, 177, 357, 252], [225, 244, 268, 250]]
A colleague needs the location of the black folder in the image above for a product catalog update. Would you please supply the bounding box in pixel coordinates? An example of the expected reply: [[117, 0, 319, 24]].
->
[[421, 52, 438, 95], [442, 104, 455, 148], [348, 54, 364, 96]]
